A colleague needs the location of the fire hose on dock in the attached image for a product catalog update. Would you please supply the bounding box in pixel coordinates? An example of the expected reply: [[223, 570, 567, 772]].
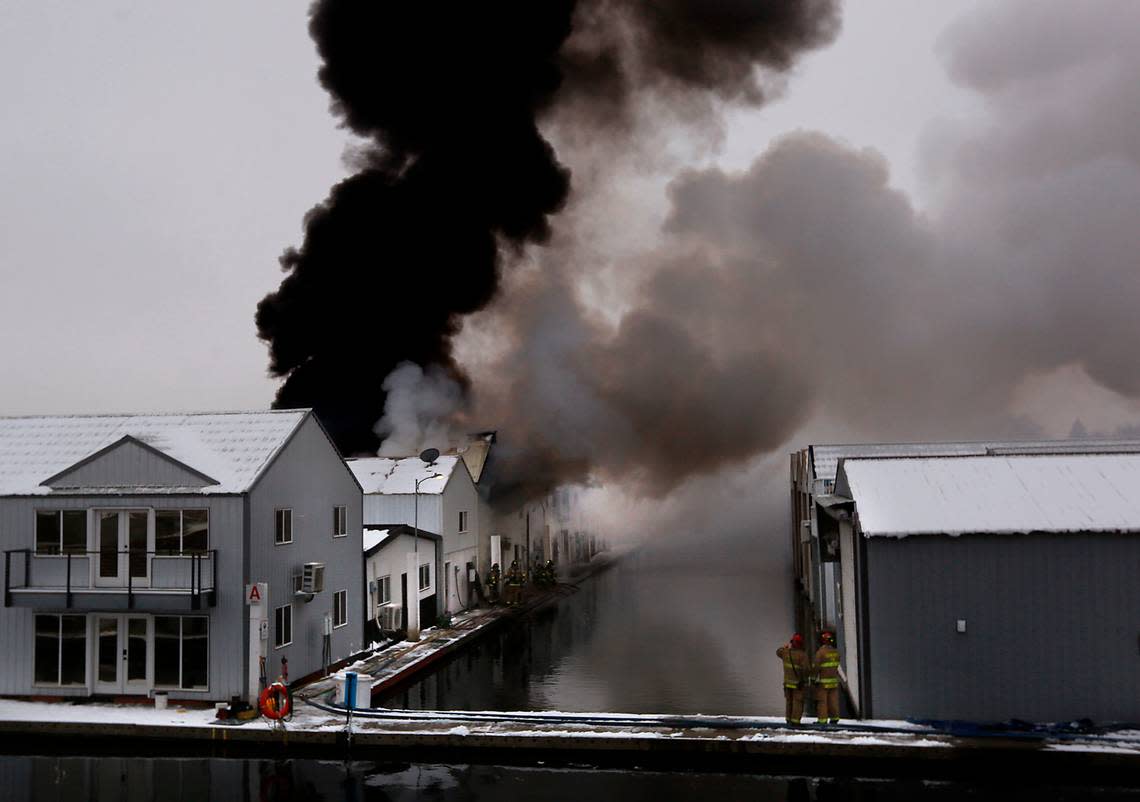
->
[[299, 694, 1138, 744]]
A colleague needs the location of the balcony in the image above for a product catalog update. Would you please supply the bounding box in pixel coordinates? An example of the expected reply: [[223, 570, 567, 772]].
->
[[3, 549, 216, 611]]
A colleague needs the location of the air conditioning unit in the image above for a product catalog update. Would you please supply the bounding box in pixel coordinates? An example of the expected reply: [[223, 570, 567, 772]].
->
[[301, 562, 325, 594], [380, 605, 401, 631]]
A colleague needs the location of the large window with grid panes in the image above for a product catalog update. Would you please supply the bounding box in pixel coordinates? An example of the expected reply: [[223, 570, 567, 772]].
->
[[35, 511, 86, 556]]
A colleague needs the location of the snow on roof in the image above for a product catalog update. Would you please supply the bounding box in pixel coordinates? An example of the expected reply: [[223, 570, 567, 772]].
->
[[348, 456, 459, 495], [363, 528, 390, 553], [812, 438, 1140, 483], [839, 454, 1140, 537], [0, 410, 307, 495]]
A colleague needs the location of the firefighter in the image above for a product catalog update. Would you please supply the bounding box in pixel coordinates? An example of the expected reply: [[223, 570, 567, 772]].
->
[[814, 630, 841, 725], [504, 560, 523, 606], [544, 559, 556, 588], [486, 563, 501, 604], [776, 633, 810, 725]]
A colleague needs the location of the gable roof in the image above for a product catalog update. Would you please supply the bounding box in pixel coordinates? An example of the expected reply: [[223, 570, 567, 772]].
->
[[347, 455, 463, 495], [454, 431, 495, 484], [838, 454, 1140, 538], [42, 435, 221, 489], [363, 524, 442, 558], [0, 410, 308, 496]]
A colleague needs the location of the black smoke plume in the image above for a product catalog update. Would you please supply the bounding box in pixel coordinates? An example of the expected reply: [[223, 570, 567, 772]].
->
[[257, 0, 840, 457], [256, 2, 576, 453]]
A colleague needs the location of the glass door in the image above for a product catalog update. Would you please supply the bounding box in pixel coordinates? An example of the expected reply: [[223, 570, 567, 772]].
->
[[95, 615, 150, 694], [93, 510, 151, 588]]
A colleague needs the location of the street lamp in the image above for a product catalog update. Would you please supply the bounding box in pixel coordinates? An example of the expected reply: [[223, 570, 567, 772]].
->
[[408, 448, 441, 641]]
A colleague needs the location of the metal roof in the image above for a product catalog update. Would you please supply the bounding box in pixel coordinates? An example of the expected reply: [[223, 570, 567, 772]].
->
[[0, 410, 308, 496], [811, 438, 1140, 483], [347, 455, 461, 495], [839, 454, 1140, 538], [362, 524, 441, 558]]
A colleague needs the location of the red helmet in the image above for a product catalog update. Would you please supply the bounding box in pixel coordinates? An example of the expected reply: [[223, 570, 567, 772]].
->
[[790, 633, 804, 648], [821, 631, 835, 645]]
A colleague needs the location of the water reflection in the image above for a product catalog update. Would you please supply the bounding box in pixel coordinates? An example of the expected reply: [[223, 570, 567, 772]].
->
[[4, 757, 1137, 801], [384, 535, 791, 714]]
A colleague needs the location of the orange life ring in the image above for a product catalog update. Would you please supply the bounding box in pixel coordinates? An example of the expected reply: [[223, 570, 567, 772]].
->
[[259, 681, 291, 720]]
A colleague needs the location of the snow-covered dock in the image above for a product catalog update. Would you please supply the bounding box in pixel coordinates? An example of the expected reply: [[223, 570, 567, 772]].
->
[[1, 698, 1138, 782]]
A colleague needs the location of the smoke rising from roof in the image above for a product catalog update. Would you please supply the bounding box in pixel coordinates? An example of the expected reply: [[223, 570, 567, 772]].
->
[[255, 0, 841, 465], [465, 0, 1140, 499]]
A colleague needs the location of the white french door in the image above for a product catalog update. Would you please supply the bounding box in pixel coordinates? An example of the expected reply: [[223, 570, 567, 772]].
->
[[94, 614, 151, 694], [94, 510, 151, 588]]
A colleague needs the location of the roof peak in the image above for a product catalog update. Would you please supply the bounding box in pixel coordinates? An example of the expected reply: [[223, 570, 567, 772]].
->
[[0, 408, 311, 421]]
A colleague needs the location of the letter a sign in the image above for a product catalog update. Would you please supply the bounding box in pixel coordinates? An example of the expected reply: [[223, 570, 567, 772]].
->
[[246, 583, 263, 605]]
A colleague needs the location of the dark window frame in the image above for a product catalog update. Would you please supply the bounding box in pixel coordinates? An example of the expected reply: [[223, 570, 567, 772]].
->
[[378, 575, 391, 604], [34, 510, 88, 556], [333, 505, 347, 538], [274, 604, 292, 648], [154, 509, 209, 556], [418, 563, 430, 592], [154, 615, 209, 691], [333, 589, 347, 628], [274, 509, 293, 545], [33, 613, 87, 687]]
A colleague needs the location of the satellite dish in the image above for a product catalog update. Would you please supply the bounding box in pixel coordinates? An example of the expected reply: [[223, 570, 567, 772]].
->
[[419, 448, 440, 465]]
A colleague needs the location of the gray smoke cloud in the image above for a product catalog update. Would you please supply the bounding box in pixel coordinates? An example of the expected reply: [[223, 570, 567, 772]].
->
[[462, 0, 1140, 502]]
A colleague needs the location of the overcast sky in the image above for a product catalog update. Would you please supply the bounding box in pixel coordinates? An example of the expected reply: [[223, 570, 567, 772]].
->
[[1, 1, 1134, 437]]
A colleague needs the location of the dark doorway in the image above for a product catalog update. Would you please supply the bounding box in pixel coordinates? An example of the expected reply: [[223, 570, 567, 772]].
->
[[420, 593, 436, 628], [400, 573, 408, 631]]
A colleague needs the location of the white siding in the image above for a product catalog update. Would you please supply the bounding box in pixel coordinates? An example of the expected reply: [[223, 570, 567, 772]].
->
[[364, 533, 435, 622], [839, 519, 860, 714], [247, 415, 363, 685], [363, 494, 441, 536]]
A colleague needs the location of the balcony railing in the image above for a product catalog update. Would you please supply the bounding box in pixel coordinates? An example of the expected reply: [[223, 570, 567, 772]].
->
[[3, 549, 216, 609]]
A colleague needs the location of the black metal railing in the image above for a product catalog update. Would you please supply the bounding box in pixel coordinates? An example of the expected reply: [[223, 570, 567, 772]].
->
[[3, 548, 217, 609]]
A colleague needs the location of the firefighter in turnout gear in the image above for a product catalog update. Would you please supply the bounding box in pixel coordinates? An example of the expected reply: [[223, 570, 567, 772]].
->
[[814, 630, 841, 725], [776, 633, 810, 724], [486, 563, 501, 604], [504, 560, 524, 606]]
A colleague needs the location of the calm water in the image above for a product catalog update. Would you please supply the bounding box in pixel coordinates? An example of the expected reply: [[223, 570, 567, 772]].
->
[[4, 756, 1137, 801], [383, 531, 792, 715]]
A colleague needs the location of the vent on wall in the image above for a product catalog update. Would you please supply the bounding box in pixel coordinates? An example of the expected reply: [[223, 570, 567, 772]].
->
[[301, 562, 325, 594]]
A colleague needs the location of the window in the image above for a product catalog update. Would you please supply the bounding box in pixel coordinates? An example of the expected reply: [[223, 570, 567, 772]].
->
[[418, 563, 430, 591], [378, 575, 391, 604], [274, 604, 292, 648], [275, 509, 292, 545], [34, 614, 87, 686], [155, 510, 209, 555], [154, 616, 209, 690], [35, 511, 87, 556], [458, 510, 469, 533], [333, 505, 347, 537], [333, 589, 347, 628]]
